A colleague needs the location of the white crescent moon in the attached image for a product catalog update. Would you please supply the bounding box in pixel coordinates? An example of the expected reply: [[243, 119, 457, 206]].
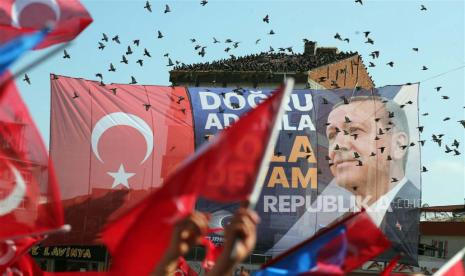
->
[[91, 112, 154, 164], [0, 240, 16, 265], [0, 165, 27, 216], [11, 0, 61, 28]]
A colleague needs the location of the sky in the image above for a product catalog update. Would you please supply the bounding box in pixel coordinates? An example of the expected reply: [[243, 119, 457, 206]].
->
[[11, 0, 465, 206]]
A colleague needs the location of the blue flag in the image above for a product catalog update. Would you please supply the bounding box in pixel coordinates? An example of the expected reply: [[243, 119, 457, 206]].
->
[[0, 29, 48, 76], [254, 225, 347, 275]]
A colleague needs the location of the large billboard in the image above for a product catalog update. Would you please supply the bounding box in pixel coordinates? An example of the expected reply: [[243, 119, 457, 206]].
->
[[50, 76, 420, 264]]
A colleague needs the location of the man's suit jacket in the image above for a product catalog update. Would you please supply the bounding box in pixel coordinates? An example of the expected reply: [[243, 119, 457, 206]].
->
[[377, 180, 421, 265]]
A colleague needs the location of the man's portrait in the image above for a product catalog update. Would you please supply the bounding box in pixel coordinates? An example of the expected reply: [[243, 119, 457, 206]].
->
[[325, 95, 420, 264]]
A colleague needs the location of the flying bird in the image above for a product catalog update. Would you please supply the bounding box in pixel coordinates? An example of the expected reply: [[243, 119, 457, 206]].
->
[[420, 4, 427, 11], [157, 30, 164, 39], [213, 37, 220, 43], [144, 1, 152, 12], [133, 39, 140, 46], [412, 47, 419, 52], [370, 51, 379, 58], [263, 15, 269, 23], [164, 4, 171, 13], [334, 33, 342, 40], [108, 63, 116, 72], [200, 0, 208, 6], [112, 35, 120, 44], [422, 65, 428, 70], [95, 73, 103, 79], [121, 55, 128, 64], [136, 59, 143, 66], [435, 86, 442, 91], [63, 50, 70, 59], [126, 46, 133, 55], [365, 38, 374, 44], [143, 103, 151, 111], [23, 74, 30, 85], [268, 29, 275, 35], [143, 48, 151, 57], [386, 61, 394, 67], [355, 0, 363, 5], [101, 33, 108, 42], [98, 42, 105, 50]]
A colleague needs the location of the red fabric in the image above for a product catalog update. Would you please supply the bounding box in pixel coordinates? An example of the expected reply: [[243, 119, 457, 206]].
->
[[49, 76, 195, 244], [0, 0, 92, 49], [201, 237, 223, 272], [2, 254, 43, 276], [0, 236, 40, 274], [0, 73, 63, 240], [176, 257, 198, 276], [102, 85, 286, 275], [441, 261, 465, 276], [342, 212, 391, 272], [380, 255, 401, 276]]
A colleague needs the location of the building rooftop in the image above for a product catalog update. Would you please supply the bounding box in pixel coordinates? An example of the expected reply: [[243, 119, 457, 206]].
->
[[172, 40, 358, 73]]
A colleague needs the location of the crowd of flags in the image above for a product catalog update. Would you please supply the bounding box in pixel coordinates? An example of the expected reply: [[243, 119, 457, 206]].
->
[[0, 0, 464, 275]]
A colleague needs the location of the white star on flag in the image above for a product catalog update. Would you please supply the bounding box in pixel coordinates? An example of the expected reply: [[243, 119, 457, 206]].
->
[[107, 164, 135, 189]]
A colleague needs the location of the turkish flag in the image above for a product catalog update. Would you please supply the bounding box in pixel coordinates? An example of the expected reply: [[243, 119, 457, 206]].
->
[[0, 236, 40, 274], [0, 73, 63, 240], [1, 254, 43, 276], [49, 75, 195, 244], [102, 84, 288, 275], [0, 0, 92, 49]]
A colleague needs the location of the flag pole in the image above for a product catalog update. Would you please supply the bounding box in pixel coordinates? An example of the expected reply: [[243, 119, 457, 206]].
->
[[248, 78, 294, 209], [231, 78, 295, 259]]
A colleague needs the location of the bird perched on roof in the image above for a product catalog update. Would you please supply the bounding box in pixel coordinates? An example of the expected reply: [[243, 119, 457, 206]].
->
[[130, 76, 137, 84]]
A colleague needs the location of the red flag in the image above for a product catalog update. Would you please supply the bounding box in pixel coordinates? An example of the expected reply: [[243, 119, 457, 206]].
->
[[257, 211, 390, 275], [0, 73, 63, 240], [176, 257, 199, 276], [0, 0, 92, 49], [102, 83, 290, 275], [49, 76, 195, 244], [0, 237, 40, 274], [342, 211, 391, 272], [2, 254, 43, 276], [434, 247, 465, 276]]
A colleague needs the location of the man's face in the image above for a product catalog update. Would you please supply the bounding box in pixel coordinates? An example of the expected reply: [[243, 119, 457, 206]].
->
[[326, 100, 393, 198]]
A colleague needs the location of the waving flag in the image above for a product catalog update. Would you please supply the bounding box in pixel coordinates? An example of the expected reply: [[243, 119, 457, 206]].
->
[[0, 28, 47, 76], [255, 211, 391, 275], [0, 0, 92, 49], [0, 237, 40, 274], [0, 73, 63, 240], [101, 81, 293, 275]]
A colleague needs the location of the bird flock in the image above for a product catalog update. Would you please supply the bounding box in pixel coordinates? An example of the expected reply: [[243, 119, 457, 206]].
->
[[20, 1, 464, 176]]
